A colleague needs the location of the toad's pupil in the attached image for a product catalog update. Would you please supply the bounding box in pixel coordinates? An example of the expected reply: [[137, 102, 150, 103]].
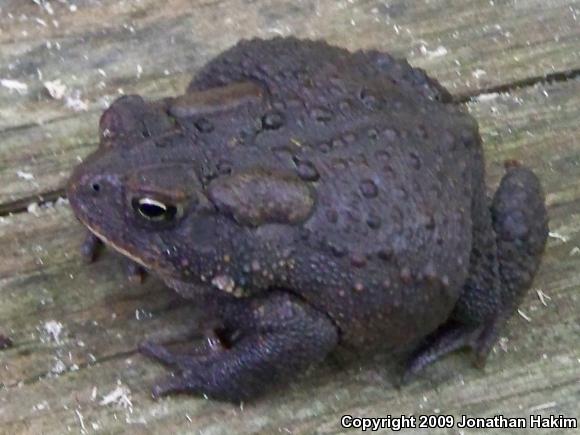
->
[[139, 202, 166, 218], [133, 198, 176, 221]]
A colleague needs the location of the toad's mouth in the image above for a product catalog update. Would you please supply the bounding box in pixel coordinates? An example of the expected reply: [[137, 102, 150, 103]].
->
[[80, 218, 150, 270]]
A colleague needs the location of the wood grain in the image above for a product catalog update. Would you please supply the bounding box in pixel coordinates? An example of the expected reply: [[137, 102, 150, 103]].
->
[[0, 1, 579, 434]]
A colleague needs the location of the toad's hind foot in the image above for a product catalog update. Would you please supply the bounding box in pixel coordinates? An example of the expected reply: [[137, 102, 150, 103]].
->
[[402, 318, 503, 384]]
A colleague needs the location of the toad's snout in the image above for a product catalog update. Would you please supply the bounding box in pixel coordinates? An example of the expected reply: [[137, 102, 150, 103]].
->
[[66, 153, 124, 220]]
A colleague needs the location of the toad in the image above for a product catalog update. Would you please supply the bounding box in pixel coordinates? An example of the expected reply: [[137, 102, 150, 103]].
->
[[67, 37, 548, 401]]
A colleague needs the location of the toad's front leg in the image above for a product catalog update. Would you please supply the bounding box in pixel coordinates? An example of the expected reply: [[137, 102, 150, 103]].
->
[[140, 291, 339, 402], [80, 232, 148, 283]]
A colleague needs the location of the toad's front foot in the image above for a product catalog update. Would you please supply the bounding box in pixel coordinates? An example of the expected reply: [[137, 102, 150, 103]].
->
[[0, 334, 13, 350], [139, 292, 338, 401], [80, 232, 148, 282], [80, 232, 103, 263]]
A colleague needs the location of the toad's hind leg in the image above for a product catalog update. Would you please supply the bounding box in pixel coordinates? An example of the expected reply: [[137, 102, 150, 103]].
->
[[404, 164, 548, 381], [490, 164, 549, 313]]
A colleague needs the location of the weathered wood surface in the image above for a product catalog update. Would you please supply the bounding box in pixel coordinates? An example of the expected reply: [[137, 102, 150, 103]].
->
[[0, 1, 579, 434]]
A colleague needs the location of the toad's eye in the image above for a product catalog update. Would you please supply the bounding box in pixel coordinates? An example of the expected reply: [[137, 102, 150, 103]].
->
[[132, 197, 178, 222]]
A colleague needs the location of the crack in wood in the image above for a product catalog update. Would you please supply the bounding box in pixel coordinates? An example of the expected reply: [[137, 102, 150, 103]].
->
[[1, 349, 137, 390], [455, 67, 580, 103], [0, 188, 67, 217]]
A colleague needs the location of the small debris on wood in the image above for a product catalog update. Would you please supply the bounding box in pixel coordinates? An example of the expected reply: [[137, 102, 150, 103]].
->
[[497, 336, 509, 352], [419, 44, 448, 59], [517, 309, 532, 322], [65, 90, 89, 112], [43, 79, 89, 112], [32, 401, 49, 412], [472, 69, 487, 79], [100, 381, 133, 411], [548, 231, 569, 243], [528, 401, 557, 412], [472, 92, 504, 103], [44, 79, 67, 100], [50, 358, 67, 375], [0, 79, 28, 95], [41, 320, 64, 344], [32, 0, 54, 15], [27, 202, 40, 215], [536, 289, 552, 307], [16, 170, 35, 181], [35, 18, 48, 28], [75, 408, 87, 434]]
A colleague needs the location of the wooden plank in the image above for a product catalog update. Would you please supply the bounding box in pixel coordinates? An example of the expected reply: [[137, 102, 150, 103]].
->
[[2, 0, 580, 206], [1, 76, 579, 433]]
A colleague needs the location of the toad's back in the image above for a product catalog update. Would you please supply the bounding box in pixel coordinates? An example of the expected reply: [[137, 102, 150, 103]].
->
[[184, 38, 480, 347]]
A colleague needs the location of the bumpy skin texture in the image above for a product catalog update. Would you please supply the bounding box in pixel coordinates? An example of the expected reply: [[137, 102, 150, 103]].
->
[[67, 37, 548, 401]]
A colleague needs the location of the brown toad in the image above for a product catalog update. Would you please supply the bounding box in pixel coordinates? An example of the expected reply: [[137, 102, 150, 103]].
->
[[67, 37, 548, 401]]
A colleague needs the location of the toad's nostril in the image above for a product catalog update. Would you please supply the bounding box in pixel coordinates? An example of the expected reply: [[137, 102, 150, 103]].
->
[[91, 182, 101, 193]]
